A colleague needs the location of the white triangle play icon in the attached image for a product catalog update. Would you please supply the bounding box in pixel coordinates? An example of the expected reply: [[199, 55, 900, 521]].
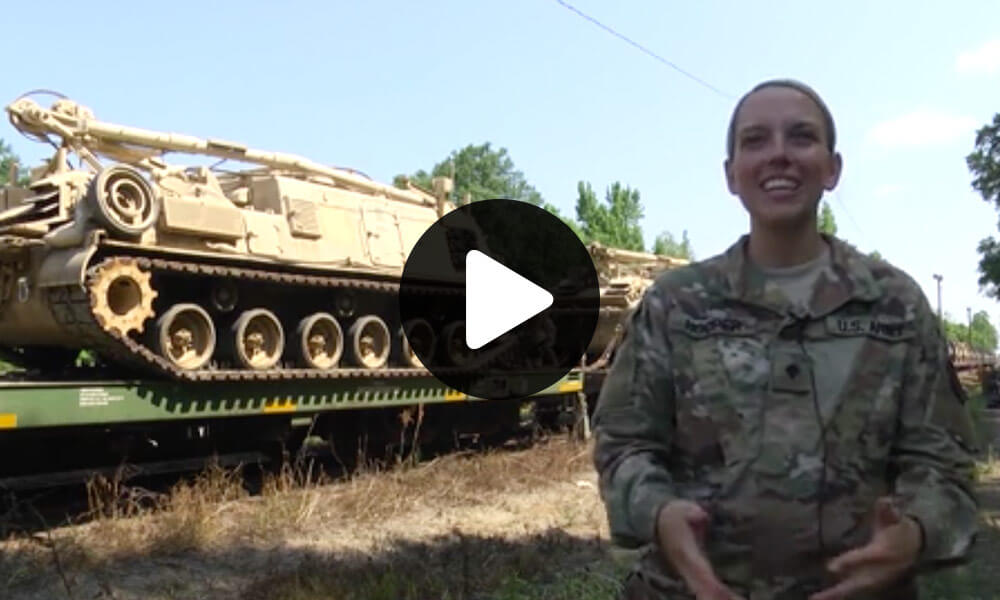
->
[[465, 250, 553, 350]]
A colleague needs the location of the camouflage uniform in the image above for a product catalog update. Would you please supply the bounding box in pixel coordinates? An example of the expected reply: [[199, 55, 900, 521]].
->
[[592, 234, 979, 600]]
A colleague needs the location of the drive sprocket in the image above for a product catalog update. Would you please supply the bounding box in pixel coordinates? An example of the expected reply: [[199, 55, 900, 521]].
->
[[87, 257, 157, 337]]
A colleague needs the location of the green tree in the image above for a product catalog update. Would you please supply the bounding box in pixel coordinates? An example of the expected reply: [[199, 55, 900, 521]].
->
[[542, 202, 586, 241], [0, 139, 30, 187], [966, 113, 1000, 299], [942, 310, 998, 352], [818, 200, 837, 235], [943, 315, 966, 345], [396, 142, 543, 205], [575, 181, 644, 251], [652, 230, 694, 260], [816, 200, 887, 261]]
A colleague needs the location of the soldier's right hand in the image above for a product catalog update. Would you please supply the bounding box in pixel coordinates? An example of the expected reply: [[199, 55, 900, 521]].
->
[[655, 500, 746, 600]]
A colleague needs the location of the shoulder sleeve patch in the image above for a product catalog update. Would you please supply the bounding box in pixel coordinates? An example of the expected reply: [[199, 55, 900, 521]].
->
[[931, 359, 979, 454], [946, 360, 969, 406]]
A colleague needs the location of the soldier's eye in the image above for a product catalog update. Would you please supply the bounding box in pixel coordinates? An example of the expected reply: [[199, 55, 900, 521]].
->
[[741, 132, 765, 147], [789, 127, 819, 144]]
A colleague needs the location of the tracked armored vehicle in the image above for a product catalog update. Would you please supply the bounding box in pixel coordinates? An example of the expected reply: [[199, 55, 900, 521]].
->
[[0, 92, 463, 381], [584, 242, 688, 367]]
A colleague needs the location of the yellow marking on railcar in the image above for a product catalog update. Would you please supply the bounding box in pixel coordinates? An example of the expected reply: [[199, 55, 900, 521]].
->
[[444, 389, 466, 401], [0, 414, 17, 428], [263, 399, 297, 413], [558, 381, 583, 393]]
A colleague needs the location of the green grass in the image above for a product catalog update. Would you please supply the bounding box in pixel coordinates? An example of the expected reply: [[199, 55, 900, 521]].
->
[[919, 382, 1000, 600], [487, 561, 627, 600], [968, 385, 990, 438], [920, 564, 1000, 600], [238, 530, 616, 600]]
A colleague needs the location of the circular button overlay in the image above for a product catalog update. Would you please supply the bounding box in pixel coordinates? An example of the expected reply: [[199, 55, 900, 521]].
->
[[398, 199, 599, 400]]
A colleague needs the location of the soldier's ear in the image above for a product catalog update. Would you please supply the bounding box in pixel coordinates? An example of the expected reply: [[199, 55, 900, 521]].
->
[[724, 159, 737, 195], [823, 152, 842, 191]]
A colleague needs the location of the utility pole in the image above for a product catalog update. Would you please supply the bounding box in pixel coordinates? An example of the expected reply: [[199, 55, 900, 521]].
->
[[968, 306, 973, 347], [933, 274, 943, 327]]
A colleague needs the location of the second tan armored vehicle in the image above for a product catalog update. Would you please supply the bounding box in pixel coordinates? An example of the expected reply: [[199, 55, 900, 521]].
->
[[584, 242, 689, 367]]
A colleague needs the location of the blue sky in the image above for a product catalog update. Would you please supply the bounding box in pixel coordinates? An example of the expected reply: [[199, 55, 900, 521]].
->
[[2, 1, 1000, 327]]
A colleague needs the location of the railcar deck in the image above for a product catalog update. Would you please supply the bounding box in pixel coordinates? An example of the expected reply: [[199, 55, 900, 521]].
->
[[0, 369, 584, 431]]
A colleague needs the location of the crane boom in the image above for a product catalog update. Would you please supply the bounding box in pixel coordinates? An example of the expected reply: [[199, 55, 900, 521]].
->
[[5, 95, 441, 207]]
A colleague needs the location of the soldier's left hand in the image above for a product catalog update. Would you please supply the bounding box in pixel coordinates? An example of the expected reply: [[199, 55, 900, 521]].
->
[[808, 497, 922, 600]]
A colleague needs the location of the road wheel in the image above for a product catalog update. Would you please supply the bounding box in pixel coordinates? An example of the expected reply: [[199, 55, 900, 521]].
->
[[346, 315, 390, 369], [296, 312, 343, 369], [155, 303, 215, 370], [232, 308, 284, 370]]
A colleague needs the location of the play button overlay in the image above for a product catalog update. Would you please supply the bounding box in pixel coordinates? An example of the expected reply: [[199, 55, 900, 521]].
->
[[466, 250, 553, 349], [398, 198, 599, 400]]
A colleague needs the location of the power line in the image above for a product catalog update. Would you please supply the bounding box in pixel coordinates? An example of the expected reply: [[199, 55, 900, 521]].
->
[[551, 0, 870, 248], [552, 0, 735, 101], [831, 186, 870, 250]]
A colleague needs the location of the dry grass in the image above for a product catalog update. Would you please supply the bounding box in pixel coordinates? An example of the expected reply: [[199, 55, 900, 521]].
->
[[0, 436, 603, 599], [86, 461, 249, 558], [317, 439, 592, 525], [0, 460, 253, 592], [978, 447, 1000, 482]]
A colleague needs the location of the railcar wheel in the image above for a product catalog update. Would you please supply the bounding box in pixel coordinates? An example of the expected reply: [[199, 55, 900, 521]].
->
[[399, 319, 435, 368], [232, 308, 284, 370], [87, 164, 160, 238], [441, 321, 471, 366], [296, 312, 343, 369], [155, 303, 215, 370], [346, 315, 390, 369]]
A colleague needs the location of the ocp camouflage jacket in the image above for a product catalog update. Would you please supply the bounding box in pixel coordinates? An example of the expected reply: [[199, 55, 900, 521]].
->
[[592, 234, 979, 599]]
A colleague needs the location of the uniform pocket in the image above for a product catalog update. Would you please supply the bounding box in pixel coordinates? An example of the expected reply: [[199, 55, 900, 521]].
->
[[668, 312, 763, 469], [822, 315, 912, 466], [673, 338, 731, 464]]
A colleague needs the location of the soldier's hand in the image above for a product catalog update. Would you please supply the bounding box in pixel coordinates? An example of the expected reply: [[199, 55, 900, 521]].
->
[[809, 497, 922, 600], [656, 500, 746, 600]]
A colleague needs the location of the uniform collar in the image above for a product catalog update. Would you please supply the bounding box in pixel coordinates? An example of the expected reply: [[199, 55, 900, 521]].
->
[[721, 233, 882, 318]]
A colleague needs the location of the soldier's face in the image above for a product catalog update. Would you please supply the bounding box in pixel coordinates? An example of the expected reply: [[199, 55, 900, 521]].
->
[[724, 86, 842, 231]]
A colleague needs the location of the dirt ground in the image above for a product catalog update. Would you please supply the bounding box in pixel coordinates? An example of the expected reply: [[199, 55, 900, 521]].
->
[[2, 411, 1000, 600]]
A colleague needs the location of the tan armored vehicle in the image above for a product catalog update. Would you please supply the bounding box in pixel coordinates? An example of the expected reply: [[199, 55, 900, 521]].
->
[[0, 92, 460, 381], [584, 242, 688, 367]]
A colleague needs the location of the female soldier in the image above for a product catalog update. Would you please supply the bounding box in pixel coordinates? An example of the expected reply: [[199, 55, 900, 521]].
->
[[591, 79, 979, 600]]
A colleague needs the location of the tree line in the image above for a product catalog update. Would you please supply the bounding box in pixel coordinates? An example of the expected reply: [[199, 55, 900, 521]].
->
[[942, 310, 998, 353], [819, 198, 996, 351], [395, 142, 895, 264], [393, 142, 695, 260]]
